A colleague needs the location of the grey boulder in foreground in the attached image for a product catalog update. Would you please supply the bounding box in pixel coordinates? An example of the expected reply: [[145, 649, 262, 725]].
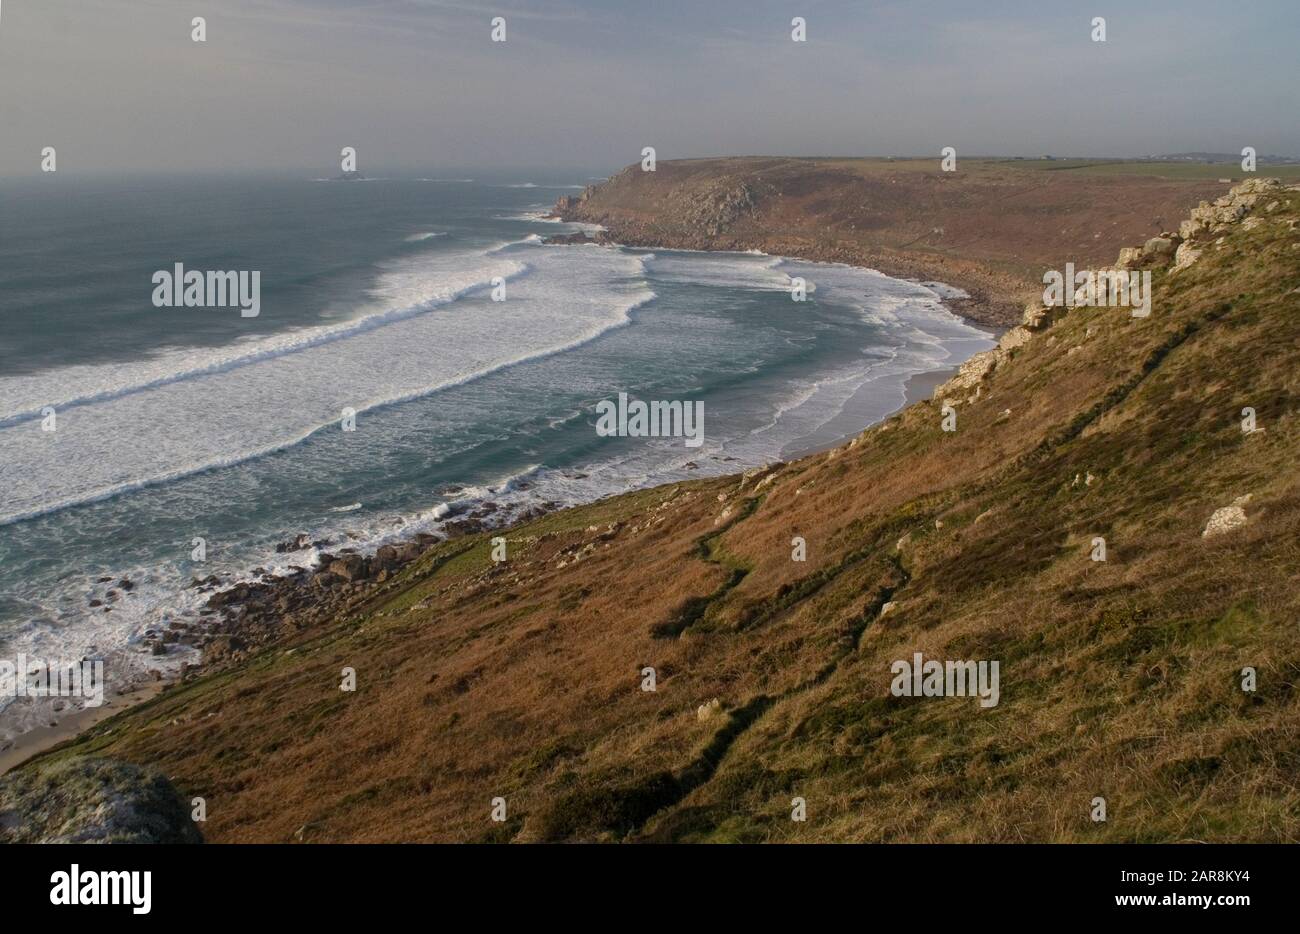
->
[[0, 756, 202, 844]]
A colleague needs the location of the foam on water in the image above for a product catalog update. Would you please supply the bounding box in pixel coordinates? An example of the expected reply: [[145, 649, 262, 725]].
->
[[0, 236, 995, 740], [732, 258, 992, 452], [0, 242, 526, 426], [645, 250, 793, 291], [0, 241, 653, 526]]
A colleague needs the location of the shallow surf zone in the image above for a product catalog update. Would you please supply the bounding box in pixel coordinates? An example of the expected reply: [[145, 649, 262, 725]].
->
[[0, 241, 994, 742], [627, 251, 993, 459], [748, 259, 992, 456], [0, 238, 654, 737], [0, 242, 524, 428], [0, 241, 653, 527]]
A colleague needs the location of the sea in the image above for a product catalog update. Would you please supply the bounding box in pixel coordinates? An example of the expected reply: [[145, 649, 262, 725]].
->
[[0, 169, 995, 739]]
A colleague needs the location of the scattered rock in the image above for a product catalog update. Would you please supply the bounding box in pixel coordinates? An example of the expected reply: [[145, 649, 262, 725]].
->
[[935, 348, 998, 399], [203, 634, 246, 662], [1202, 495, 1252, 538], [1022, 304, 1068, 330], [696, 698, 722, 722], [998, 328, 1032, 352], [1142, 236, 1177, 260], [1172, 241, 1203, 272], [328, 555, 367, 582], [1182, 178, 1282, 241], [1115, 246, 1144, 269]]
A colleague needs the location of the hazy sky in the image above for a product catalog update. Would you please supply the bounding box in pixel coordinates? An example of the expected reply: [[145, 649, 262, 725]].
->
[[0, 0, 1296, 175]]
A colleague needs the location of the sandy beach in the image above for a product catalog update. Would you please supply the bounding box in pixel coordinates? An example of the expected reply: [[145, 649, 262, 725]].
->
[[0, 680, 165, 774]]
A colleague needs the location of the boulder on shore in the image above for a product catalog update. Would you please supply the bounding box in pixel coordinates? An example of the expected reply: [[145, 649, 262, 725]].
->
[[328, 555, 368, 581]]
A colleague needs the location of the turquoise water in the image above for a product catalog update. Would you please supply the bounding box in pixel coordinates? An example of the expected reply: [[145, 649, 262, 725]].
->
[[0, 171, 993, 736]]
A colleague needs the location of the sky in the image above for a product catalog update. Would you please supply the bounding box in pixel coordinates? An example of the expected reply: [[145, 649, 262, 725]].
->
[[0, 0, 1296, 176]]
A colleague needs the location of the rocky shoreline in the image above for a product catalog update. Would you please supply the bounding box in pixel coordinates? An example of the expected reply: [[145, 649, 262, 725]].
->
[[183, 205, 1020, 678], [117, 176, 1294, 693], [136, 497, 563, 683], [13, 171, 1299, 841], [15, 168, 1268, 776]]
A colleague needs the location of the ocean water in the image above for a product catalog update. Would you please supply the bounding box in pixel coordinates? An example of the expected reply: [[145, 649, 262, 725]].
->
[[0, 171, 994, 738]]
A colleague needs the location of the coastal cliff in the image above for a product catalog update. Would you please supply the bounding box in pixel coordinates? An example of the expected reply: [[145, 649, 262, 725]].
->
[[552, 157, 1232, 327], [17, 174, 1300, 844]]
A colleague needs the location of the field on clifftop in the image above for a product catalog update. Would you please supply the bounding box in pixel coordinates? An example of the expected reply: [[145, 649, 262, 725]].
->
[[25, 178, 1300, 843], [557, 157, 1251, 326]]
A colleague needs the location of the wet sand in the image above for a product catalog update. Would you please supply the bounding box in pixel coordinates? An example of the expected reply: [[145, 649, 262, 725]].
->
[[0, 681, 165, 774]]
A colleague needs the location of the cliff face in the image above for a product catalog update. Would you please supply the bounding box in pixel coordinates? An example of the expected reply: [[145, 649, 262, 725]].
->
[[555, 157, 1232, 327], [25, 178, 1300, 844]]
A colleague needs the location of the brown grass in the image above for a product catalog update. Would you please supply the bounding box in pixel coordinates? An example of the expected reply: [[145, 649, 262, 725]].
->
[[29, 184, 1300, 843], [560, 156, 1236, 324]]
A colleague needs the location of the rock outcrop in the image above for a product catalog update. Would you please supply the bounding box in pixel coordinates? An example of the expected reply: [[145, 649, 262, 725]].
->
[[1203, 495, 1253, 538], [933, 177, 1286, 401], [1180, 177, 1284, 243], [36, 165, 1300, 845], [1172, 241, 1204, 272], [0, 756, 202, 844], [680, 180, 762, 237]]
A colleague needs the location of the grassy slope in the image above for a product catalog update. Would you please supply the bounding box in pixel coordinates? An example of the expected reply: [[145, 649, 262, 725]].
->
[[559, 157, 1239, 319], [29, 185, 1300, 843]]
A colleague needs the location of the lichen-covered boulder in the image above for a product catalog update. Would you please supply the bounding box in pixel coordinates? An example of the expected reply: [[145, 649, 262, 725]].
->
[[1172, 241, 1204, 273], [0, 756, 202, 844], [1202, 495, 1253, 539], [1116, 246, 1144, 269], [1143, 236, 1177, 258]]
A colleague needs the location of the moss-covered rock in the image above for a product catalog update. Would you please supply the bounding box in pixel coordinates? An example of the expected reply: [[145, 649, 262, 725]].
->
[[0, 756, 202, 844]]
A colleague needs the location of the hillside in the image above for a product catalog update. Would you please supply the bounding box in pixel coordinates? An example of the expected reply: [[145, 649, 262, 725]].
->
[[554, 157, 1241, 326], [17, 174, 1300, 844]]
